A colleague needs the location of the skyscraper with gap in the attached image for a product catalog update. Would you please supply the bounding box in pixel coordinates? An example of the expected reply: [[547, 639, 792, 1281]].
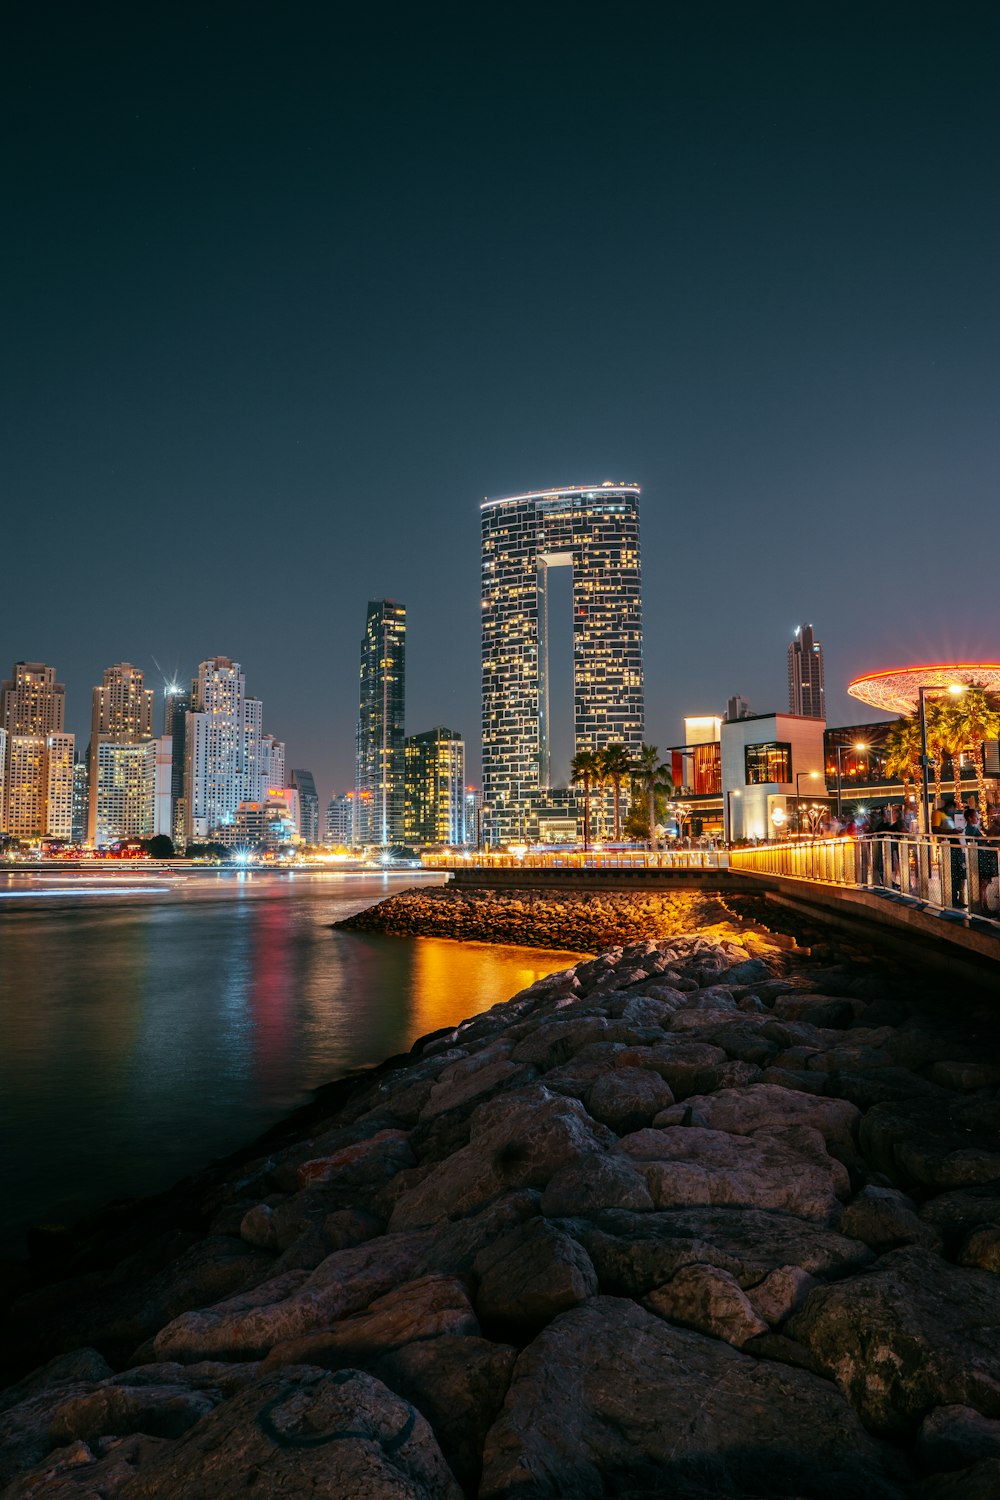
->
[[481, 483, 643, 845], [356, 600, 406, 846]]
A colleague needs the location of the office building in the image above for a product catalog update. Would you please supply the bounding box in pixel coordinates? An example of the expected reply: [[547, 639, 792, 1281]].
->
[[463, 785, 483, 847], [788, 625, 826, 719], [1, 662, 71, 838], [325, 792, 355, 846], [404, 728, 465, 845], [481, 483, 643, 845], [290, 769, 320, 844], [71, 753, 88, 843], [184, 657, 270, 841], [722, 712, 827, 841], [87, 663, 155, 844], [356, 599, 406, 846]]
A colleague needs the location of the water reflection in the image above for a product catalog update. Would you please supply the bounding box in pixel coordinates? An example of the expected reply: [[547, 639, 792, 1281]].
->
[[0, 872, 582, 1254]]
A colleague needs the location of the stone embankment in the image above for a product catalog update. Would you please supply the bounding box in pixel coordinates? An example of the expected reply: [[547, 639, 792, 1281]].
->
[[335, 884, 737, 951], [3, 926, 1000, 1497]]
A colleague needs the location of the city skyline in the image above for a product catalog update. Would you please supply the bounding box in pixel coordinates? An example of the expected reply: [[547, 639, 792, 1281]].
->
[[4, 8, 998, 799]]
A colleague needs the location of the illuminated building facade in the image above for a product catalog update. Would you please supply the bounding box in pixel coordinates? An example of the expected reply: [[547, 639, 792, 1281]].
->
[[184, 657, 269, 841], [788, 624, 826, 719], [164, 686, 190, 849], [1, 662, 72, 837], [290, 768, 319, 844], [325, 792, 355, 846], [481, 484, 643, 844], [404, 727, 465, 845], [92, 740, 157, 844], [88, 663, 155, 843], [356, 599, 406, 846]]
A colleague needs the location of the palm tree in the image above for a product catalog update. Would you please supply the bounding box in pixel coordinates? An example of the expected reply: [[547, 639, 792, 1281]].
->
[[924, 701, 950, 813], [883, 716, 922, 811], [631, 743, 673, 850], [599, 743, 632, 841], [570, 749, 600, 852], [950, 685, 1000, 816]]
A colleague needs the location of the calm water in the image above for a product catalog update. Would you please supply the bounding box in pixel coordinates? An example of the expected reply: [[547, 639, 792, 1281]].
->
[[0, 870, 582, 1255]]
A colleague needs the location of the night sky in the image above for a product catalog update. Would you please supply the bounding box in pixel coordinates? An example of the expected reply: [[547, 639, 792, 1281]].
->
[[4, 3, 998, 801]]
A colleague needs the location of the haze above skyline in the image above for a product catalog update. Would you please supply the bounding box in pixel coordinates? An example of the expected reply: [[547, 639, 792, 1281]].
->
[[4, 3, 998, 798]]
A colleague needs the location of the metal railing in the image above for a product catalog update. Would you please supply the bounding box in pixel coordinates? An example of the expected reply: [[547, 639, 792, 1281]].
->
[[421, 848, 730, 872], [730, 834, 1000, 930]]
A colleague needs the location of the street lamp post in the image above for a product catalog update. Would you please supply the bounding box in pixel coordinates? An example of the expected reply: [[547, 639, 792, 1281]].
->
[[725, 788, 741, 845], [918, 683, 965, 836], [795, 770, 822, 835], [835, 742, 870, 820]]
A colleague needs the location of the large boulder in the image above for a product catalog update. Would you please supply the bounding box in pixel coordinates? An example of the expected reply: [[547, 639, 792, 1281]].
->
[[473, 1219, 598, 1329], [479, 1296, 909, 1499], [645, 1263, 768, 1347], [555, 1207, 873, 1297], [388, 1086, 613, 1230], [616, 1124, 845, 1223], [586, 1067, 675, 1134], [860, 1097, 1000, 1193], [653, 1082, 860, 1154], [111, 1366, 463, 1498], [917, 1404, 1000, 1473], [789, 1245, 1000, 1434]]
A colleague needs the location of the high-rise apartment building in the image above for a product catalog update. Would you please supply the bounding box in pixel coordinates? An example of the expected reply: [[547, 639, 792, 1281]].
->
[[92, 741, 157, 844], [164, 685, 190, 849], [1, 662, 72, 838], [404, 728, 465, 846], [356, 600, 406, 846], [185, 657, 269, 841], [325, 792, 355, 846], [463, 785, 483, 847], [262, 735, 285, 794], [88, 663, 155, 843], [290, 769, 319, 844], [72, 752, 89, 843], [481, 483, 644, 845], [788, 624, 826, 719]]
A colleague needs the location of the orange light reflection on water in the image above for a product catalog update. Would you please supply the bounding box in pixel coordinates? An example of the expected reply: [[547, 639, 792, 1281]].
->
[[407, 937, 587, 1039]]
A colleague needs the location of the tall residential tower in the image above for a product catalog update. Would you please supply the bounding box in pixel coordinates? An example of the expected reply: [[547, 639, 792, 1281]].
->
[[481, 483, 643, 844], [788, 624, 826, 719], [1, 662, 74, 839], [356, 600, 406, 846]]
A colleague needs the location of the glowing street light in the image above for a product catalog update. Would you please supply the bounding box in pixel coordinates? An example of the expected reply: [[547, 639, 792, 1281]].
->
[[834, 741, 869, 820], [794, 770, 822, 835]]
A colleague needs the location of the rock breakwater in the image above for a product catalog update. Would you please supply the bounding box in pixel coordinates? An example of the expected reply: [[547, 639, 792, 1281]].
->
[[335, 884, 739, 951], [3, 927, 1000, 1497]]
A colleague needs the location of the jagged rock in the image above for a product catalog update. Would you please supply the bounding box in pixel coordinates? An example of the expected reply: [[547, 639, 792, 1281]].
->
[[613, 1039, 728, 1098], [789, 1245, 1000, 1434], [653, 1081, 860, 1152], [860, 1097, 1000, 1192], [616, 992, 684, 1025], [745, 1263, 819, 1324], [372, 1334, 517, 1492], [0, 1349, 114, 1418], [110, 1366, 463, 1498], [917, 1405, 1000, 1473], [721, 956, 773, 984], [916, 1458, 1000, 1498], [645, 1263, 768, 1346], [958, 1224, 1000, 1272], [586, 1067, 675, 1133], [48, 1382, 219, 1442], [419, 1044, 530, 1120], [2, 1433, 169, 1499], [152, 1231, 433, 1362], [473, 1218, 598, 1328], [772, 993, 859, 1027], [260, 1273, 478, 1371], [841, 1185, 943, 1252], [478, 1297, 909, 1499], [418, 1189, 542, 1276], [556, 1206, 872, 1296], [617, 1124, 844, 1222], [296, 1126, 416, 1188], [388, 1085, 613, 1230], [540, 1151, 654, 1216], [920, 1182, 1000, 1245], [825, 1067, 945, 1109]]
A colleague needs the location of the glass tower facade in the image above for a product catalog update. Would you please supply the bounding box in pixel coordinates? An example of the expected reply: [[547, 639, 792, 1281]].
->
[[356, 599, 406, 846], [481, 483, 643, 845], [404, 727, 465, 846]]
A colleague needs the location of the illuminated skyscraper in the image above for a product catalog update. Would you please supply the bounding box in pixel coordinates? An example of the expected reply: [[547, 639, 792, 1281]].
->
[[404, 728, 465, 845], [1, 662, 73, 838], [163, 685, 190, 848], [356, 600, 406, 846], [87, 663, 155, 843], [788, 624, 826, 719], [481, 483, 644, 844], [185, 657, 269, 841], [290, 768, 320, 844]]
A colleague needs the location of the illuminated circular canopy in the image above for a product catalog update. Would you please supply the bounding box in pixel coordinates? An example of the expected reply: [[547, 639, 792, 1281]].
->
[[848, 664, 1000, 716]]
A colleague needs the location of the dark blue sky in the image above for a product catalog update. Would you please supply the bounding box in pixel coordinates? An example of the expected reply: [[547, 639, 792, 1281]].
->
[[4, 2, 998, 798]]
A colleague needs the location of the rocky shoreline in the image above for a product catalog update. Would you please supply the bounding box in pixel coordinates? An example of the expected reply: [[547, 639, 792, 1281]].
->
[[334, 883, 744, 951], [3, 914, 1000, 1497]]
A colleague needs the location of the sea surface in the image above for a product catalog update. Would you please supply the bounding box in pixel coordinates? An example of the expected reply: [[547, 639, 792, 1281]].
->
[[0, 869, 582, 1256]]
